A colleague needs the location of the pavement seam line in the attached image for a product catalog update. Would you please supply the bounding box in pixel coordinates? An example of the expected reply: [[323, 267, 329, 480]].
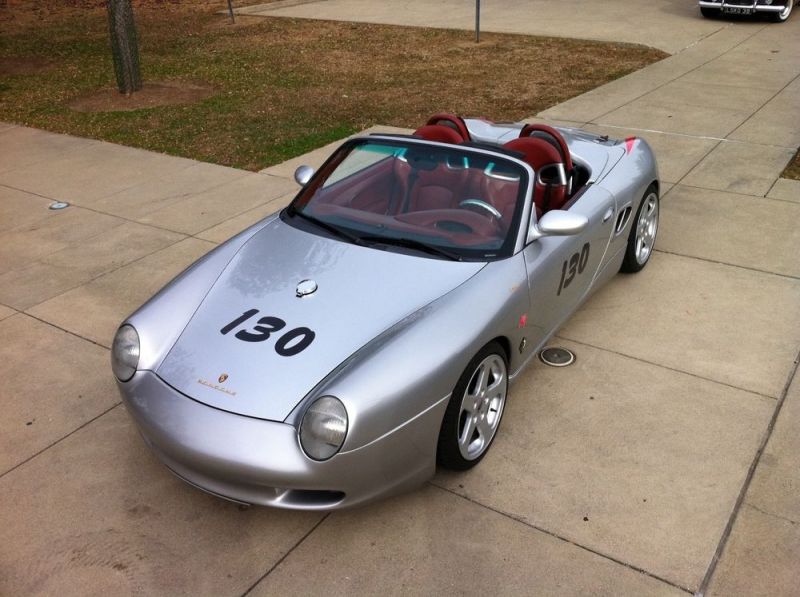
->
[[82, 159, 249, 204], [0, 402, 122, 481], [428, 482, 694, 594], [744, 501, 799, 526], [240, 512, 331, 596], [675, 23, 729, 53], [20, 311, 111, 351], [191, 193, 290, 242], [17, 234, 193, 317], [668, 138, 725, 190], [0, 182, 190, 237], [673, 182, 800, 203], [554, 335, 778, 402], [586, 24, 767, 124], [764, 177, 781, 198], [164, 184, 295, 237], [695, 345, 800, 597], [652, 248, 800, 281], [725, 70, 800, 141]]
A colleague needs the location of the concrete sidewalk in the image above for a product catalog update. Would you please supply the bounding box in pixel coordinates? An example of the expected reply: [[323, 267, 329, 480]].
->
[[1, 4, 799, 596], [241, 0, 726, 54]]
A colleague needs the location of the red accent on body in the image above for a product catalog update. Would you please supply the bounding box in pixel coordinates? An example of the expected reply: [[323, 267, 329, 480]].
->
[[625, 137, 637, 154], [518, 314, 528, 328]]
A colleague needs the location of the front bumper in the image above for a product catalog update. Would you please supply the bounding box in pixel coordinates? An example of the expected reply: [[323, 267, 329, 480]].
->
[[119, 371, 446, 510], [698, 1, 788, 13]]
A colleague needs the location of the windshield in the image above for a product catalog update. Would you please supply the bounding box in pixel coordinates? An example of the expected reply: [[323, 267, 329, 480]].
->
[[285, 138, 529, 261]]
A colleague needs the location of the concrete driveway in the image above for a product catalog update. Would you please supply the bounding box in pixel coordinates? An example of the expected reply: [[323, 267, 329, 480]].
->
[[1, 3, 799, 596]]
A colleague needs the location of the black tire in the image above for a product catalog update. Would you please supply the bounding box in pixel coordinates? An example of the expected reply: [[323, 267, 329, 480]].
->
[[700, 6, 718, 18], [437, 341, 508, 471], [620, 184, 659, 274], [769, 0, 793, 21]]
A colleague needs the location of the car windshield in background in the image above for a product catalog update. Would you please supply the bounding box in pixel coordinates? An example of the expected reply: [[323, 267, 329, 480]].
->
[[287, 139, 529, 261]]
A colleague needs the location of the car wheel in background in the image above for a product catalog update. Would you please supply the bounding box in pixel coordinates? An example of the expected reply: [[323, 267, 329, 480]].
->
[[770, 0, 793, 22], [621, 184, 659, 273], [437, 341, 508, 471]]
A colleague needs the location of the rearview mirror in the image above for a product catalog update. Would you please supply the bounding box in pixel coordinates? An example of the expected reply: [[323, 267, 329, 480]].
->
[[528, 210, 589, 243], [294, 165, 315, 186]]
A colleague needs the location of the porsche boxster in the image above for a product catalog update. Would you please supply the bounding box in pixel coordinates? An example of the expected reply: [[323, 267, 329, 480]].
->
[[113, 114, 660, 510]]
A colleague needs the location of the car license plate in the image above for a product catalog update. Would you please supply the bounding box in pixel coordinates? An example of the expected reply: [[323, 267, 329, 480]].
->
[[722, 6, 754, 14]]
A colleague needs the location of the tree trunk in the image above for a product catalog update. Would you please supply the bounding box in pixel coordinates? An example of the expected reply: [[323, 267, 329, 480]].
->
[[107, 0, 142, 95]]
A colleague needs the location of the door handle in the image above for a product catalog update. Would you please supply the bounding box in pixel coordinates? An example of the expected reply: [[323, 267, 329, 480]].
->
[[602, 207, 614, 223]]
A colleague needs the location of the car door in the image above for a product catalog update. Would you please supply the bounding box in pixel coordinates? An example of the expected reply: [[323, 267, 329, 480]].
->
[[521, 185, 617, 348]]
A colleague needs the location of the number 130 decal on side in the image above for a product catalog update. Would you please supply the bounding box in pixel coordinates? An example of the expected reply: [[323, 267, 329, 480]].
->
[[557, 243, 590, 296], [220, 309, 315, 357]]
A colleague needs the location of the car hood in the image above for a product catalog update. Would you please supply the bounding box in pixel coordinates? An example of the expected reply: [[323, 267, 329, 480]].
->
[[156, 218, 485, 421]]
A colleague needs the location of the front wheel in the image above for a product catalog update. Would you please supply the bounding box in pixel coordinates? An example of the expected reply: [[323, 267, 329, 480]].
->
[[769, 0, 793, 22], [437, 342, 508, 471], [620, 185, 659, 273], [700, 6, 718, 18]]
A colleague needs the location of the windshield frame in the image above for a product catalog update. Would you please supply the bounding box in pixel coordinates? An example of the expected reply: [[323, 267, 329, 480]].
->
[[284, 135, 535, 261]]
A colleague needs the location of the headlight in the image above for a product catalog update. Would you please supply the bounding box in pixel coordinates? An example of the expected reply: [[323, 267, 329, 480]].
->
[[111, 324, 140, 382], [299, 396, 348, 461]]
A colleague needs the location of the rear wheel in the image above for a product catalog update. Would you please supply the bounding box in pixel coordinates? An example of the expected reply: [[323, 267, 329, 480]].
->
[[437, 342, 508, 471], [620, 185, 659, 273], [769, 0, 793, 22]]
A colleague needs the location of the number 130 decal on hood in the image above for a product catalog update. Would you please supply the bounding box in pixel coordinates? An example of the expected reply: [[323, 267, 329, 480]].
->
[[220, 309, 316, 357]]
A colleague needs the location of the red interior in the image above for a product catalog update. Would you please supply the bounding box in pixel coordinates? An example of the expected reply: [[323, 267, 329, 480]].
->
[[503, 137, 568, 213], [424, 113, 472, 142], [309, 154, 512, 247], [413, 124, 465, 144], [519, 123, 574, 174]]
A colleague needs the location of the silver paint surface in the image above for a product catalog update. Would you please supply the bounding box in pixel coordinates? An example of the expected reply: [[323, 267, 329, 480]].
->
[[116, 124, 659, 509], [156, 218, 484, 421]]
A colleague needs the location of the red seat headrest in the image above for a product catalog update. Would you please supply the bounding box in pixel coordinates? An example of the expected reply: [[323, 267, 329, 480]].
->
[[504, 137, 568, 212], [519, 123, 573, 173], [503, 137, 563, 172], [425, 113, 471, 142], [413, 124, 464, 144]]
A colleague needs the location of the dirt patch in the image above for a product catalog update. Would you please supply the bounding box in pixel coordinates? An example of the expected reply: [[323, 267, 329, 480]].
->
[[782, 148, 800, 181], [68, 81, 215, 112], [0, 56, 50, 76]]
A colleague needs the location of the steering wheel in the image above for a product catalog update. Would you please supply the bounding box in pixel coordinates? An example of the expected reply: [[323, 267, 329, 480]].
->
[[397, 209, 500, 238], [459, 198, 502, 220]]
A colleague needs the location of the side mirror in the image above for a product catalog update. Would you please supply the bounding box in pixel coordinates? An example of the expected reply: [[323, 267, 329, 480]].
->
[[528, 210, 589, 243], [294, 165, 315, 187]]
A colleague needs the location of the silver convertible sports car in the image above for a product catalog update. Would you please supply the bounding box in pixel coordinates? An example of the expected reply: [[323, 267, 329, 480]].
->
[[114, 113, 660, 510]]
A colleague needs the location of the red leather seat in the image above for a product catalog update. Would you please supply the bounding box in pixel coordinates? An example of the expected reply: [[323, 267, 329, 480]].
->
[[413, 124, 464, 144], [519, 124, 573, 170], [406, 164, 469, 212], [503, 137, 569, 214], [479, 175, 519, 232], [399, 124, 469, 211], [425, 113, 472, 142], [519, 123, 574, 195]]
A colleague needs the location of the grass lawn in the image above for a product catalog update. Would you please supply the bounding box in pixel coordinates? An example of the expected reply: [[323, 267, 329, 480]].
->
[[0, 1, 667, 171]]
